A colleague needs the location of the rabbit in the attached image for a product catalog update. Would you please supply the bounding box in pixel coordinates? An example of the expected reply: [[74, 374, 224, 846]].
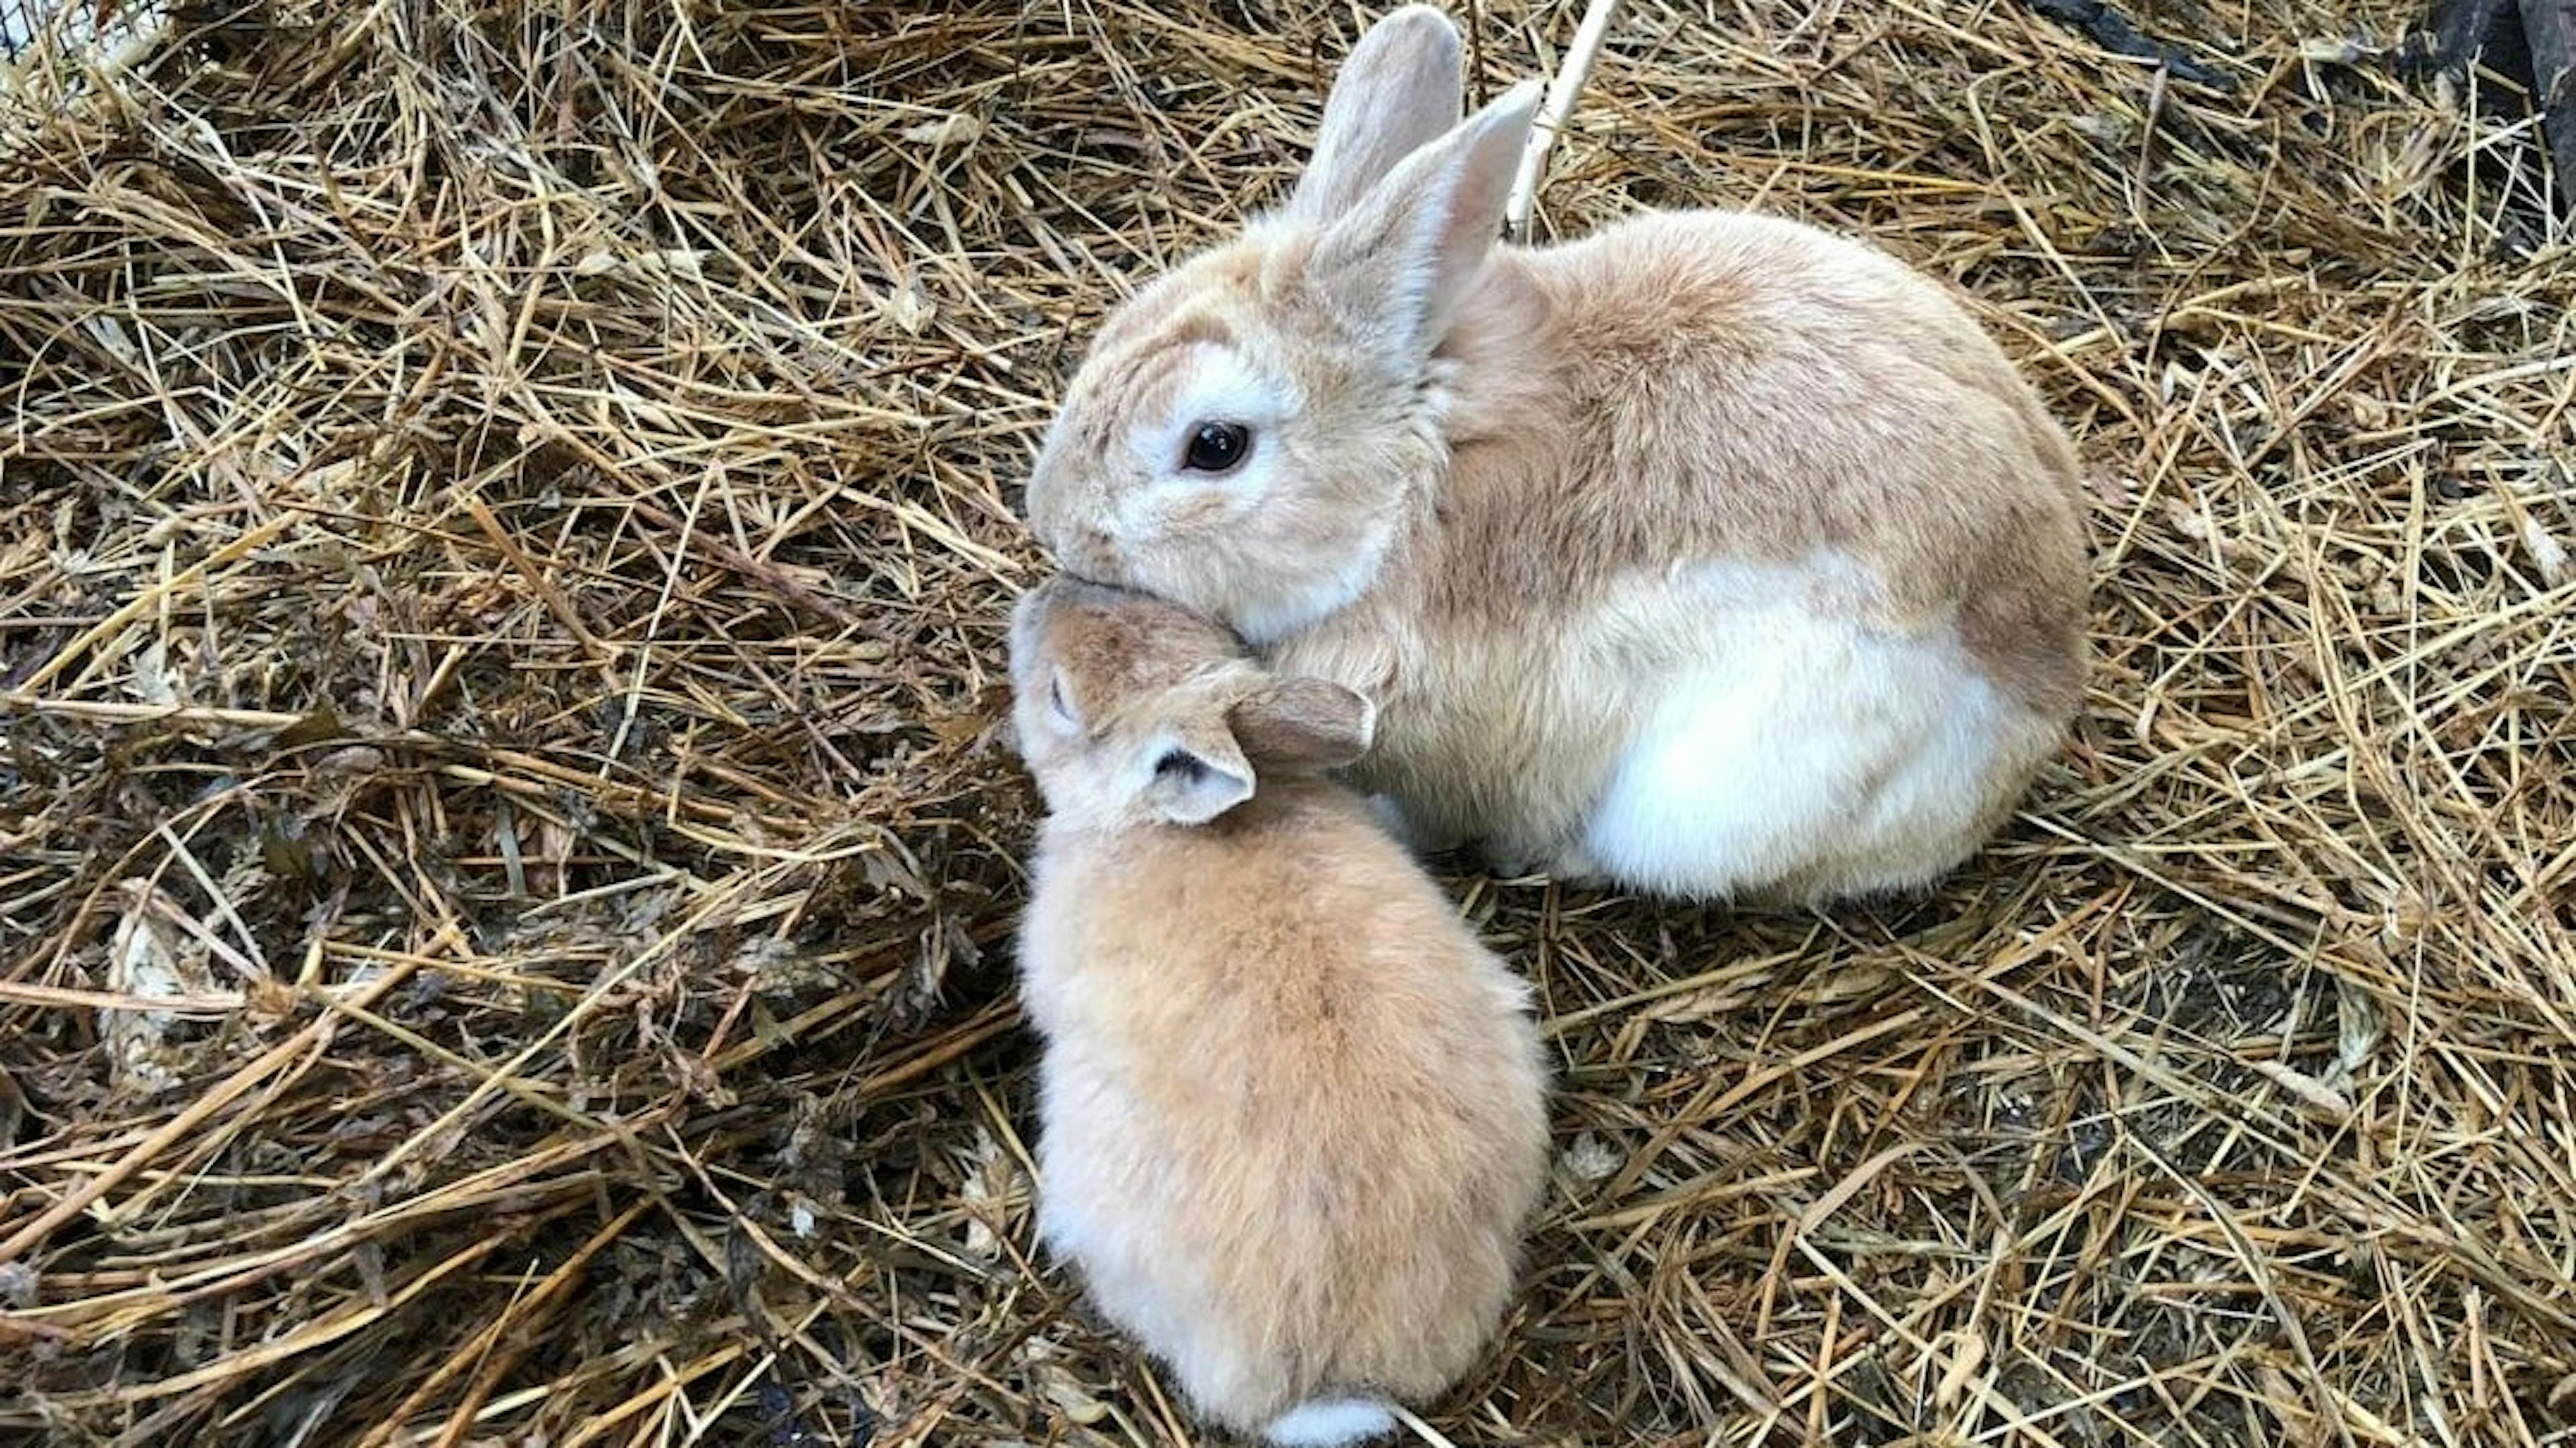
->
[[1008, 574, 1551, 1448], [1021, 3, 2090, 906]]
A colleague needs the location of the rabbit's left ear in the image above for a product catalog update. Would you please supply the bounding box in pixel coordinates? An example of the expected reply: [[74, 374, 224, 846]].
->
[[1287, 5, 1466, 225], [1229, 677, 1374, 774], [1309, 80, 1542, 357]]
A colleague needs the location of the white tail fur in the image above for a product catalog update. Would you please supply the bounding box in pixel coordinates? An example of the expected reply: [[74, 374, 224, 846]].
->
[[1264, 1395, 1399, 1447]]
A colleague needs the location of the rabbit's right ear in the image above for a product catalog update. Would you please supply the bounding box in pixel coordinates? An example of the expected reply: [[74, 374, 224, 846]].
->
[[1285, 5, 1464, 224], [1307, 79, 1541, 358]]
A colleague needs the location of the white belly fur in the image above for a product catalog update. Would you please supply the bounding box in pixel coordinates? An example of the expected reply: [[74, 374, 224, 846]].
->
[[1571, 556, 2041, 901]]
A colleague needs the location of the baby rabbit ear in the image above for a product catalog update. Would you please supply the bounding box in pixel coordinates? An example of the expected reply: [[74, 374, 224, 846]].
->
[[1287, 5, 1464, 225], [1229, 677, 1375, 774], [1310, 78, 1541, 356], [1140, 717, 1256, 825]]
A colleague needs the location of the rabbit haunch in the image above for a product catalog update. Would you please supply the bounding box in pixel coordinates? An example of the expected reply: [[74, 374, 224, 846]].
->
[[1024, 4, 2087, 903], [1008, 577, 1549, 1446]]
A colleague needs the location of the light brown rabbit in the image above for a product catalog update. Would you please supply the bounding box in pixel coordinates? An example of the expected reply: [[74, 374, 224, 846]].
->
[[1022, 5, 2089, 904], [1008, 575, 1550, 1447]]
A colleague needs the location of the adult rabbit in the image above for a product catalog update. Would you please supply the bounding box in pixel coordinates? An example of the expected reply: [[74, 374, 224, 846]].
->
[[1024, 5, 2087, 902]]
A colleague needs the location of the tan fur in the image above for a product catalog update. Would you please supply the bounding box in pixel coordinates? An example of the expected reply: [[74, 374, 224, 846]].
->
[[1024, 9, 2089, 903], [1008, 576, 1550, 1438]]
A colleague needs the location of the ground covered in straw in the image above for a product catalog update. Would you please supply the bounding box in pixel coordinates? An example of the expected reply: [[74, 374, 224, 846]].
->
[[2, 1, 2571, 1444]]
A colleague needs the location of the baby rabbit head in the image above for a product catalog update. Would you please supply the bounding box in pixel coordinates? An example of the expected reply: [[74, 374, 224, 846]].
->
[[1022, 6, 1540, 646], [1008, 576, 1376, 829]]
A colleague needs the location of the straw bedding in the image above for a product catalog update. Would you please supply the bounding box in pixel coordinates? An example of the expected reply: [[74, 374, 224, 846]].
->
[[1, 1, 2571, 1443]]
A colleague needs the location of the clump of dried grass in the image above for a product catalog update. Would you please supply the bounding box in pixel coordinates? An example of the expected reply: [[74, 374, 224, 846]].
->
[[1, 1, 2571, 1444]]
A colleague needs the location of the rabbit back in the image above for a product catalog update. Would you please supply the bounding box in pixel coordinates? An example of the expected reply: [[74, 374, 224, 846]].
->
[[1434, 209, 2084, 703], [1020, 791, 1549, 1431]]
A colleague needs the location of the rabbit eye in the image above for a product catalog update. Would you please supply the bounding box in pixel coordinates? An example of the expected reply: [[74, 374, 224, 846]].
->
[[1048, 676, 1078, 728], [1181, 421, 1251, 474]]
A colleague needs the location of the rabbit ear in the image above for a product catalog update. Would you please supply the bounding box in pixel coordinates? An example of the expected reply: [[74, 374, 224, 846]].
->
[[1138, 716, 1256, 825], [1229, 677, 1375, 774], [1286, 5, 1465, 224], [1138, 678, 1366, 821], [1309, 79, 1542, 356]]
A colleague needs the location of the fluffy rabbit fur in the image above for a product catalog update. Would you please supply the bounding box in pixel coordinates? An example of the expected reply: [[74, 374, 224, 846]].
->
[[1022, 4, 2090, 904], [1009, 576, 1550, 1447]]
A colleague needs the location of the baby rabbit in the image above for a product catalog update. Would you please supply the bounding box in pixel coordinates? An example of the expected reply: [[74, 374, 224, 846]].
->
[[1008, 575, 1550, 1447], [1023, 4, 2089, 905]]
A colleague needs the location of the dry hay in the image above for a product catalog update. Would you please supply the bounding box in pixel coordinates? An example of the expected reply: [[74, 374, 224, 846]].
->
[[1, 0, 2572, 1444]]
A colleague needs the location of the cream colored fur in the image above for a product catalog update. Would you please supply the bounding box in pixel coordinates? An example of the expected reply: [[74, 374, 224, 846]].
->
[[1008, 576, 1550, 1445], [1022, 4, 2090, 904]]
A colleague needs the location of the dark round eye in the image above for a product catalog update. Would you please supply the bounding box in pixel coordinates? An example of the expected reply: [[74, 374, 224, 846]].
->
[[1182, 421, 1250, 474]]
